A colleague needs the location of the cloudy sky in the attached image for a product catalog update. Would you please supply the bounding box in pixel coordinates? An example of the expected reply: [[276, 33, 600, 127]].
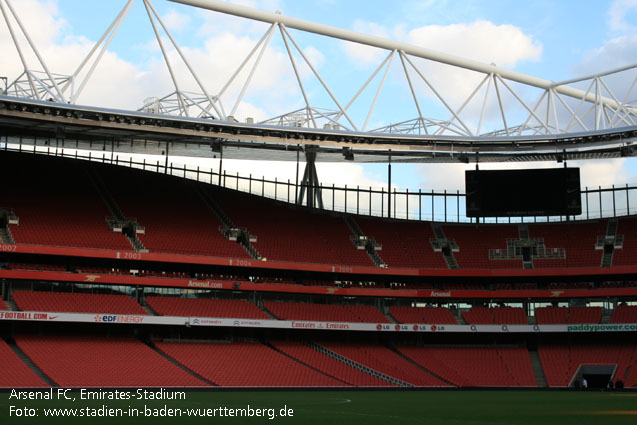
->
[[1, 0, 636, 216]]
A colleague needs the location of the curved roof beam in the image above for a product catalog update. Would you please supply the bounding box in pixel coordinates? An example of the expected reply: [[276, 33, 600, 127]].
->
[[171, 0, 635, 114]]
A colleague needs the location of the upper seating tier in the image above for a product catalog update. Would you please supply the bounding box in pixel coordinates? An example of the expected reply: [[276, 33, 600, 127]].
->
[[2, 152, 636, 270], [1, 153, 131, 251]]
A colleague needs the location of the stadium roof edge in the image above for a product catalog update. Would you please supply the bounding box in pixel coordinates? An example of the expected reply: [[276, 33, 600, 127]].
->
[[1, 95, 636, 163]]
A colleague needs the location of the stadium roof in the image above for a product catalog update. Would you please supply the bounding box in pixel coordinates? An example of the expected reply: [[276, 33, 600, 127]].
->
[[1, 96, 636, 164], [1, 0, 636, 164]]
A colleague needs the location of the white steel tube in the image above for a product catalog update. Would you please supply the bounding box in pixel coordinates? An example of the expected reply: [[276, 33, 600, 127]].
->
[[143, 0, 187, 115], [169, 0, 632, 112], [279, 24, 316, 128], [0, 0, 38, 98], [6, 0, 66, 102], [363, 50, 395, 131], [145, 0, 224, 119]]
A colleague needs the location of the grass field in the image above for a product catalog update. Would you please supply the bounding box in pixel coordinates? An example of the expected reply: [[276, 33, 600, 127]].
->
[[1, 390, 636, 425]]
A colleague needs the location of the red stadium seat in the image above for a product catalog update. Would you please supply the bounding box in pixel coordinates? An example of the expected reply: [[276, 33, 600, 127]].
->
[[156, 341, 345, 387], [12, 290, 147, 315], [0, 339, 48, 388], [146, 296, 269, 319], [15, 335, 208, 387], [264, 301, 389, 323]]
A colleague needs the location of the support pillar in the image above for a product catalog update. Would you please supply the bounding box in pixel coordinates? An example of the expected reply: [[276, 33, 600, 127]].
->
[[297, 147, 323, 208], [387, 150, 392, 218]]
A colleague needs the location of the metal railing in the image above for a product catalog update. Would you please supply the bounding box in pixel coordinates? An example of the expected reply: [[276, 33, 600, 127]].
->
[[3, 139, 637, 224]]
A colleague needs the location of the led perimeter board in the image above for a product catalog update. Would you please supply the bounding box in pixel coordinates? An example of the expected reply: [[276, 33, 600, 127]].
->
[[465, 168, 581, 217]]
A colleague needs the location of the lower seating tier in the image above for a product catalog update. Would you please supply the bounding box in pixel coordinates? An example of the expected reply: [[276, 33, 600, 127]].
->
[[539, 343, 637, 388], [15, 335, 208, 387], [3, 335, 635, 388], [0, 339, 49, 388], [264, 301, 390, 323], [397, 345, 536, 387], [611, 305, 637, 323], [319, 341, 450, 387], [390, 306, 458, 324], [12, 290, 147, 315], [271, 340, 391, 387], [146, 296, 270, 319], [155, 341, 346, 387], [462, 307, 528, 324]]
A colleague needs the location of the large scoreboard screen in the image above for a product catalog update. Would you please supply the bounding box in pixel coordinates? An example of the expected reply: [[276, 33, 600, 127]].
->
[[465, 168, 581, 217]]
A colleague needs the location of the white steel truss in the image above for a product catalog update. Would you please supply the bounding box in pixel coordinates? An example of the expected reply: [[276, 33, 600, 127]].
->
[[1, 0, 636, 139]]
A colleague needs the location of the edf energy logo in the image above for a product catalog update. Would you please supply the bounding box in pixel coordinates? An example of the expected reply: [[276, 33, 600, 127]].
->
[[93, 315, 117, 323]]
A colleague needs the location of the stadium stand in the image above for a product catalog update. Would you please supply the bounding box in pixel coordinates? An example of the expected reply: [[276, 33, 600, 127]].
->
[[210, 188, 373, 266], [539, 343, 637, 387], [0, 339, 48, 388], [553, 221, 606, 268], [1, 152, 634, 270], [534, 307, 569, 324], [462, 307, 527, 325], [354, 217, 448, 268], [389, 306, 458, 324], [12, 290, 147, 315], [74, 265, 130, 275], [146, 296, 270, 319], [0, 298, 7, 310], [1, 152, 637, 392], [271, 340, 390, 387], [442, 224, 520, 269], [567, 306, 602, 324], [397, 345, 536, 387], [155, 341, 345, 387], [610, 305, 637, 323], [318, 341, 449, 386], [264, 301, 390, 323], [0, 153, 131, 251], [97, 165, 249, 259], [535, 307, 602, 325], [442, 283, 485, 290], [8, 263, 67, 272], [15, 335, 207, 387], [493, 307, 529, 324], [614, 218, 637, 266], [548, 282, 593, 290], [527, 223, 569, 269]]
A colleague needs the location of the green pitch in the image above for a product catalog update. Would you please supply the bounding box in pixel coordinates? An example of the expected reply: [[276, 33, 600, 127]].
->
[[1, 390, 636, 425]]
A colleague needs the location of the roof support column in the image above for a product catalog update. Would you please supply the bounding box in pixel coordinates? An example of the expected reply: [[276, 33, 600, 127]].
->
[[388, 150, 392, 218], [297, 147, 323, 209]]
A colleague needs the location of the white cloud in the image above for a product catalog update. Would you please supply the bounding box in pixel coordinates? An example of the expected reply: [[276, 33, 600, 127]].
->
[[1, 0, 65, 81], [0, 0, 307, 118], [564, 32, 637, 132], [341, 20, 391, 66], [404, 20, 542, 115], [302, 45, 325, 71], [162, 9, 191, 32], [576, 35, 637, 74], [338, 19, 543, 131], [609, 0, 637, 33], [195, 0, 282, 39], [407, 21, 542, 68], [4, 0, 636, 210]]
